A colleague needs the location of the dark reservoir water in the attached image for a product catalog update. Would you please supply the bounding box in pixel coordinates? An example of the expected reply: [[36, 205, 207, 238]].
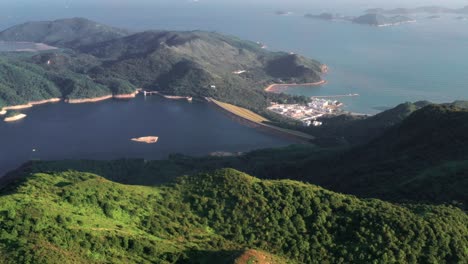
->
[[0, 96, 292, 176]]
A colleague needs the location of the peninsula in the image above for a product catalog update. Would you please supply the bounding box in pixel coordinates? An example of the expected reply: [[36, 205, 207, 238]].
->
[[0, 18, 324, 118]]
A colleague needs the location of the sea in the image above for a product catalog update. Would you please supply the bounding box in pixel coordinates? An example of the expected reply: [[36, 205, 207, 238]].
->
[[1, 2, 468, 174]]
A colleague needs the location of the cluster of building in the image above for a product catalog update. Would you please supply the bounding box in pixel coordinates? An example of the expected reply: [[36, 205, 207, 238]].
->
[[267, 98, 343, 126]]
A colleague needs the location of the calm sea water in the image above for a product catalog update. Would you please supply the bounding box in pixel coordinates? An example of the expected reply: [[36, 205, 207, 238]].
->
[[1, 4, 468, 114], [0, 96, 291, 176]]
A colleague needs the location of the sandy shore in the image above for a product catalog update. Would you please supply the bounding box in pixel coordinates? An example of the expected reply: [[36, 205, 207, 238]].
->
[[114, 91, 139, 99], [2, 104, 33, 111], [1, 98, 62, 114], [264, 80, 327, 93], [68, 91, 140, 103], [4, 114, 27, 122], [131, 136, 159, 144], [30, 98, 61, 106], [66, 95, 113, 104]]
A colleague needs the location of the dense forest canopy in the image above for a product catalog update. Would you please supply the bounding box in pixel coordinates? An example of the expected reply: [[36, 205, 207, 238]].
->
[[0, 169, 466, 263]]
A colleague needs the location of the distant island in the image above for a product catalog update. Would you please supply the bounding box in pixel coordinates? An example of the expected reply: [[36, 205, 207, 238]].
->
[[365, 5, 468, 15], [427, 15, 441, 19], [352, 14, 416, 27], [305, 12, 416, 27], [305, 13, 345, 21], [275, 11, 293, 16]]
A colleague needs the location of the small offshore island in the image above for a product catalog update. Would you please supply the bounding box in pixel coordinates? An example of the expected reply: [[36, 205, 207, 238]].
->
[[131, 136, 159, 144], [305, 12, 416, 27], [4, 113, 27, 122]]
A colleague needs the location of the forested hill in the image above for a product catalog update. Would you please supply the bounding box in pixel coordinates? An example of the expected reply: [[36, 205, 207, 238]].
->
[[0, 169, 466, 263], [0, 18, 324, 111], [0, 18, 130, 49]]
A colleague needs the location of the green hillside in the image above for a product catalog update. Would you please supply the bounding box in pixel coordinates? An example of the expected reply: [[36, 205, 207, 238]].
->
[[0, 18, 130, 49], [0, 19, 323, 113], [0, 169, 466, 263], [308, 101, 431, 146]]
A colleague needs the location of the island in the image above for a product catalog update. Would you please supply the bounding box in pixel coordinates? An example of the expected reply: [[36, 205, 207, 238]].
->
[[365, 6, 468, 15], [131, 136, 159, 144], [304, 13, 348, 21], [4, 112, 27, 122], [427, 15, 441, 19], [305, 12, 416, 27], [352, 14, 416, 27], [275, 11, 292, 16]]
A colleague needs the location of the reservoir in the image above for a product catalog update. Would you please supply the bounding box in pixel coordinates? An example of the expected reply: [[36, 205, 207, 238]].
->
[[0, 96, 293, 176]]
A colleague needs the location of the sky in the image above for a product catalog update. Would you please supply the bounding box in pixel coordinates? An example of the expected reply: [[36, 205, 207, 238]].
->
[[1, 0, 468, 9]]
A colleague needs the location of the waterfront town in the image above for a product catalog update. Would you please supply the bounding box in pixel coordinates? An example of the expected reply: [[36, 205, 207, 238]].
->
[[267, 97, 344, 127]]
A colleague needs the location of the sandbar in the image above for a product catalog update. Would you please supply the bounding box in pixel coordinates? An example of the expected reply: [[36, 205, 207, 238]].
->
[[131, 136, 159, 144], [4, 114, 27, 122]]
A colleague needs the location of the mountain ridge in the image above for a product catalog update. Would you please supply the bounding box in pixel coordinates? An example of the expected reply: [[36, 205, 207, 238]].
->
[[0, 168, 466, 263]]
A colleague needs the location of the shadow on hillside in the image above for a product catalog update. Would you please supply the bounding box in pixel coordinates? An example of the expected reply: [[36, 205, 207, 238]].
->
[[175, 249, 243, 264]]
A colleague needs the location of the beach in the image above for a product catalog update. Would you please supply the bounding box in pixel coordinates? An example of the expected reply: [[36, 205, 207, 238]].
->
[[113, 91, 139, 99], [1, 98, 62, 118], [66, 95, 113, 104]]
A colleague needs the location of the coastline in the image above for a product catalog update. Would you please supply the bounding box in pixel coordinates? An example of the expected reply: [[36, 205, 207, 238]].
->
[[264, 80, 327, 93], [264, 64, 328, 94], [149, 91, 193, 101], [114, 91, 139, 99], [66, 95, 114, 104], [66, 91, 139, 103], [4, 114, 27, 122], [1, 92, 139, 116]]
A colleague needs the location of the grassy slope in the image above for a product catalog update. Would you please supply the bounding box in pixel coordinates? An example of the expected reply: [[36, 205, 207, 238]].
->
[[0, 169, 467, 263]]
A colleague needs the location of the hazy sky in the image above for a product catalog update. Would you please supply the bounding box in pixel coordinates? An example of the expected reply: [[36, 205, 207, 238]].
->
[[1, 0, 468, 9]]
